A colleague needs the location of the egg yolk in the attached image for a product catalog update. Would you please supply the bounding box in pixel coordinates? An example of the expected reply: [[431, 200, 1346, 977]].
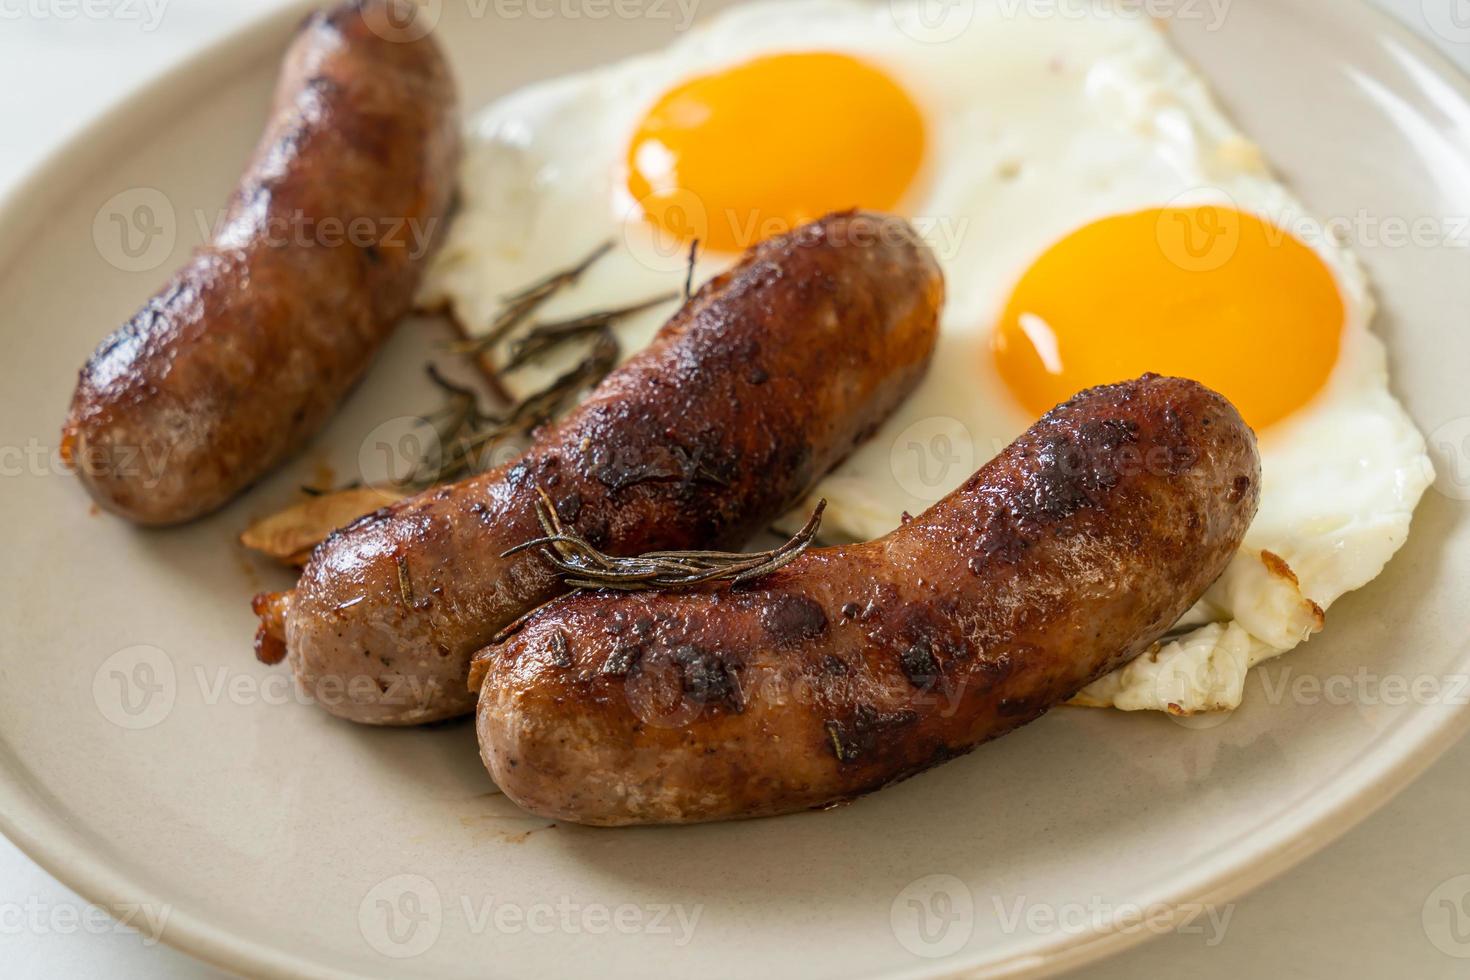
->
[[626, 52, 925, 253], [992, 206, 1344, 431]]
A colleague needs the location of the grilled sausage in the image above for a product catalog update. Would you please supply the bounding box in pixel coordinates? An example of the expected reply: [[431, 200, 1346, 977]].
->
[[61, 0, 460, 525], [472, 374, 1261, 825], [264, 211, 945, 725]]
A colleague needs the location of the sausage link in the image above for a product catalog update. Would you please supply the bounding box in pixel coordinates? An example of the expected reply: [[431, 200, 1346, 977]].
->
[[273, 211, 944, 724], [61, 0, 460, 525], [474, 374, 1261, 825]]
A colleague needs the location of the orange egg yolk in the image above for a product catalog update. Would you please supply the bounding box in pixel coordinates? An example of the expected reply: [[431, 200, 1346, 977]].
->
[[626, 52, 925, 253], [992, 206, 1344, 431]]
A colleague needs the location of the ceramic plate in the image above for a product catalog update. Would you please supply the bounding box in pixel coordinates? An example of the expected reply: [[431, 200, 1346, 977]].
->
[[2, 1, 1468, 977]]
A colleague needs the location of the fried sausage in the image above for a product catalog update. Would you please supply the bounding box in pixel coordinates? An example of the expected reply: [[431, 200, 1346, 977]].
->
[[266, 211, 944, 725], [61, 0, 460, 525], [473, 374, 1261, 825]]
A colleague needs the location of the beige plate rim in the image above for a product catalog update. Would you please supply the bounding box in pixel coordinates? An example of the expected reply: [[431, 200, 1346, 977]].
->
[[1, 2, 1467, 977]]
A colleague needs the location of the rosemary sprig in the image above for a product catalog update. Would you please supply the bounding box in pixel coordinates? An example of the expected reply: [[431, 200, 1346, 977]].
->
[[360, 245, 673, 492], [449, 240, 613, 357], [398, 240, 684, 488], [406, 329, 621, 488], [257, 247, 686, 563], [503, 293, 676, 372], [424, 301, 514, 405], [502, 487, 826, 591]]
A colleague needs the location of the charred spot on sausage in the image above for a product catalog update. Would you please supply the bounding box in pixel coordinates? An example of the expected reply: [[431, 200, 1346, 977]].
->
[[899, 641, 940, 689], [555, 491, 582, 523], [759, 594, 829, 645], [824, 704, 920, 764], [600, 644, 642, 677], [546, 631, 573, 669], [671, 643, 743, 711]]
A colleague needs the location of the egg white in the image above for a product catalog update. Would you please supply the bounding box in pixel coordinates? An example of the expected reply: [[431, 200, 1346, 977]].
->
[[421, 0, 1434, 716]]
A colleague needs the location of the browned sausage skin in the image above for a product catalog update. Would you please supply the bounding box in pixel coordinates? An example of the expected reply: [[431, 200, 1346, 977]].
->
[[473, 375, 1261, 825], [61, 0, 460, 525], [271, 211, 944, 725]]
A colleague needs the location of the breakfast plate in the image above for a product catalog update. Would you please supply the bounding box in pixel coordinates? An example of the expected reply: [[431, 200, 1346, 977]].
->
[[1, 0, 1468, 977]]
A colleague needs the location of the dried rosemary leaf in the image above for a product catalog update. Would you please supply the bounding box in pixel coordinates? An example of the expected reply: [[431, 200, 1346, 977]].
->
[[503, 293, 676, 372], [502, 488, 826, 592], [448, 240, 613, 357], [249, 244, 676, 565]]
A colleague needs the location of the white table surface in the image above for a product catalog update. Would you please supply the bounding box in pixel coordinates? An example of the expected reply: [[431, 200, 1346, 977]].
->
[[2, 1, 1467, 977]]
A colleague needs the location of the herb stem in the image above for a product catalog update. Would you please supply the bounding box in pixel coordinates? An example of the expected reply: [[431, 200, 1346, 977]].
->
[[448, 240, 614, 356], [504, 488, 825, 592]]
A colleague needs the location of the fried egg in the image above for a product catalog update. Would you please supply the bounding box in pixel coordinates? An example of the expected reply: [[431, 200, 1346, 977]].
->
[[422, 0, 1433, 716]]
